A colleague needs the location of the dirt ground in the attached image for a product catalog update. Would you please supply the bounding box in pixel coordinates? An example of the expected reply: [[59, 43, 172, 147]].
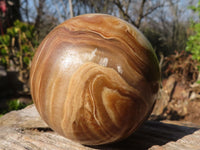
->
[[152, 74, 200, 125], [150, 51, 200, 125]]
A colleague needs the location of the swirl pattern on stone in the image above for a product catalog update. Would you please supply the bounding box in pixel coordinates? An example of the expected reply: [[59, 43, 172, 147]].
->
[[30, 14, 160, 145]]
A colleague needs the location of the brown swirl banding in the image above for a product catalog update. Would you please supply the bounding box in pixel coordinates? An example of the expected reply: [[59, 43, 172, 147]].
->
[[58, 14, 160, 81], [30, 14, 160, 145], [60, 62, 146, 145]]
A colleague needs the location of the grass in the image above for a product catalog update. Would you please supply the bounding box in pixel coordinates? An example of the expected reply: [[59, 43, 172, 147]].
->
[[0, 99, 31, 117]]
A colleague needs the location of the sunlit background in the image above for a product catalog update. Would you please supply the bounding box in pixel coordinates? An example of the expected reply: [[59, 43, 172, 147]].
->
[[0, 0, 200, 125]]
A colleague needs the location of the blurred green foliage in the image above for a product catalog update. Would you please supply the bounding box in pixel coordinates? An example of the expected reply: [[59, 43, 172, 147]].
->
[[7, 99, 27, 111], [186, 1, 200, 63], [0, 20, 37, 116], [0, 20, 38, 82], [0, 99, 31, 117]]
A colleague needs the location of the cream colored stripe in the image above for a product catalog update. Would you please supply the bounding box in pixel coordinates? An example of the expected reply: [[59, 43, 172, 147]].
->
[[30, 39, 47, 113]]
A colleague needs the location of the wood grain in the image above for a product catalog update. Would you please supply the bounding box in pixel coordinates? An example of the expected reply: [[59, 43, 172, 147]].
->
[[0, 105, 200, 150]]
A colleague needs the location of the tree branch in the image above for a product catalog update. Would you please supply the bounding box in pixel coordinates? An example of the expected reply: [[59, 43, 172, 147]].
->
[[69, 0, 73, 18], [113, 0, 136, 27], [135, 0, 146, 28], [143, 3, 165, 18]]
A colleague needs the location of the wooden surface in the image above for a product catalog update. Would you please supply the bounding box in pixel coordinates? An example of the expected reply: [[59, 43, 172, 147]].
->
[[0, 105, 200, 150]]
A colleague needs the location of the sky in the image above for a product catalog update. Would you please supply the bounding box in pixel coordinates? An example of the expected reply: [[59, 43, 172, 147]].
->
[[20, 0, 199, 24]]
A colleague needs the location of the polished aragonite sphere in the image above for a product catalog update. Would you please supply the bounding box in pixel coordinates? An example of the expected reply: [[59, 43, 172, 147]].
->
[[30, 14, 160, 145]]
